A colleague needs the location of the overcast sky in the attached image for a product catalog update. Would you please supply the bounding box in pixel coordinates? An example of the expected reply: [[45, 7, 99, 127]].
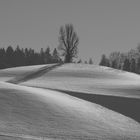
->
[[0, 0, 140, 63]]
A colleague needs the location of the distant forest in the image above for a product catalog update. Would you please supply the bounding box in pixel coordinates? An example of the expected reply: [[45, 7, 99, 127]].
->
[[99, 45, 140, 74], [0, 46, 62, 69]]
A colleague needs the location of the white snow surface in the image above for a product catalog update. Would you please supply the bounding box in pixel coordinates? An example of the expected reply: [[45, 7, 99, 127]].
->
[[22, 63, 140, 98], [0, 64, 47, 81], [0, 81, 140, 139], [0, 64, 140, 139]]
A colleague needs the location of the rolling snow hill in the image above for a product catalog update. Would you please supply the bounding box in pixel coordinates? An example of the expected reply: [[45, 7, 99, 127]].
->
[[0, 64, 47, 82], [0, 63, 140, 139], [0, 81, 140, 139], [21, 64, 140, 98]]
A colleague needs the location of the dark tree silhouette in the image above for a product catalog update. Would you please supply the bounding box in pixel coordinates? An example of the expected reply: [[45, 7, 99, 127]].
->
[[58, 24, 79, 63], [99, 44, 140, 74], [52, 48, 61, 63], [6, 46, 14, 67], [0, 48, 6, 68], [136, 57, 140, 74], [99, 54, 110, 66], [130, 58, 136, 72], [89, 58, 93, 64], [123, 58, 130, 71], [0, 45, 63, 69], [44, 46, 52, 64], [40, 48, 45, 64], [13, 46, 25, 66], [109, 52, 121, 69]]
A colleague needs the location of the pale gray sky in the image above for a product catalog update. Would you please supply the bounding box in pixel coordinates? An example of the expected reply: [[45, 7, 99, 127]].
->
[[0, 0, 140, 63]]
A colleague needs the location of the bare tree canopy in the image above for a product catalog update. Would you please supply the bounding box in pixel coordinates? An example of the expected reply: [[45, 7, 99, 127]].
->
[[58, 24, 79, 63]]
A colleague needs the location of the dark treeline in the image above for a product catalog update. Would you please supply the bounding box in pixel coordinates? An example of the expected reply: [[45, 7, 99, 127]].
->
[[0, 45, 62, 69], [99, 45, 140, 74]]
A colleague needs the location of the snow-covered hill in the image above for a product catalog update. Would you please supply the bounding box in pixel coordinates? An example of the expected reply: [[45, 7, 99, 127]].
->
[[0, 81, 140, 139], [0, 63, 140, 139], [0, 64, 47, 82], [21, 64, 140, 98]]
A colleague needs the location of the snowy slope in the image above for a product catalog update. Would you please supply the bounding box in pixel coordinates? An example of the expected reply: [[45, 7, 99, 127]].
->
[[0, 81, 140, 139], [21, 63, 140, 98], [0, 65, 47, 82], [0, 64, 140, 139]]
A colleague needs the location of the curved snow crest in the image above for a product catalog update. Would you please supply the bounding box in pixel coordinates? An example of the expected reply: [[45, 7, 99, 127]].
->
[[21, 63, 140, 99], [0, 64, 47, 82], [8, 63, 62, 84], [0, 81, 140, 139], [54, 63, 140, 80]]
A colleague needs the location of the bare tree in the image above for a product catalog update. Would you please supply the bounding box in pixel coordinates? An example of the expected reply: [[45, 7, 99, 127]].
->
[[58, 24, 79, 63]]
